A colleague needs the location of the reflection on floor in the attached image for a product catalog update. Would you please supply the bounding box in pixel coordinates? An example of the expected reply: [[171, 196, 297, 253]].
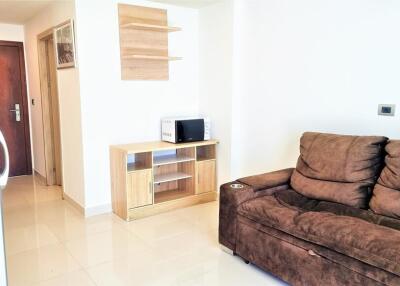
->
[[3, 175, 286, 286]]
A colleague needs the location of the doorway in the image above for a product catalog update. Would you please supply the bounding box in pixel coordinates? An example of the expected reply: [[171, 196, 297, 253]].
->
[[0, 41, 32, 177], [38, 30, 62, 186]]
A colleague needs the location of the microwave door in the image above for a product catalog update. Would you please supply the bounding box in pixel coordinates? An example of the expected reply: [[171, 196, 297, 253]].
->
[[177, 120, 204, 142], [0, 130, 9, 286]]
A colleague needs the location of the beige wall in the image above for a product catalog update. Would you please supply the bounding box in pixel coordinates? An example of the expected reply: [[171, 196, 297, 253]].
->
[[75, 0, 200, 214], [24, 1, 85, 206], [0, 23, 24, 42]]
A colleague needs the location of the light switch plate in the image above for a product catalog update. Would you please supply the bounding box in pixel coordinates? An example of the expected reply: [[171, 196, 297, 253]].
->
[[378, 104, 395, 116]]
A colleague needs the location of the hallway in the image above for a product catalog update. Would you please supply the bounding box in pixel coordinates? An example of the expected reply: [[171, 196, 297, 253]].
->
[[2, 176, 283, 286]]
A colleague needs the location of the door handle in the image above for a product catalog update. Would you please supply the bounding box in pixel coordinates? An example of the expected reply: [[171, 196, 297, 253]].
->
[[9, 104, 21, 122], [0, 130, 9, 190]]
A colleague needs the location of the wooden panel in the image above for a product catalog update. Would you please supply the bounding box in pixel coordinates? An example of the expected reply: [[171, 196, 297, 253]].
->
[[118, 4, 167, 26], [118, 4, 175, 80], [110, 147, 128, 219], [127, 169, 153, 209], [120, 23, 181, 32], [153, 163, 178, 192], [122, 58, 168, 81], [178, 160, 195, 196], [196, 160, 216, 194], [154, 187, 192, 204], [113, 140, 219, 154], [196, 144, 216, 161], [177, 147, 195, 158], [128, 191, 217, 220]]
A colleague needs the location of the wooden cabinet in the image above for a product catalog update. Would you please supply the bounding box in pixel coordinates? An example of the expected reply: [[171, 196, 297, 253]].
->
[[127, 169, 153, 209], [196, 160, 216, 194], [110, 140, 218, 221]]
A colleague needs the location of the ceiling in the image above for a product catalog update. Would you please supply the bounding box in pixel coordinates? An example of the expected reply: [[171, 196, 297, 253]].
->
[[0, 0, 56, 24], [150, 0, 222, 8]]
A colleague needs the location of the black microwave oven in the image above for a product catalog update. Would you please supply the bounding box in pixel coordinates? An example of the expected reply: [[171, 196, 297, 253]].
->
[[161, 118, 211, 143]]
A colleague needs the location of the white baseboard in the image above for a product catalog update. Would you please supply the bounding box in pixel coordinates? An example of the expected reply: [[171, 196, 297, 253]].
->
[[84, 204, 112, 217], [62, 192, 85, 215]]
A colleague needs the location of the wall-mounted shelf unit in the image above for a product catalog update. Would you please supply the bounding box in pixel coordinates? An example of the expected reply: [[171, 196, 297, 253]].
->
[[110, 140, 218, 221], [118, 4, 182, 80], [121, 55, 182, 61], [120, 22, 181, 32]]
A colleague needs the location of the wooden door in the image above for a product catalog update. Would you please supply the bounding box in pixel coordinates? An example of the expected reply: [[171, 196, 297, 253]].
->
[[196, 160, 216, 194], [0, 41, 31, 177], [127, 169, 153, 209]]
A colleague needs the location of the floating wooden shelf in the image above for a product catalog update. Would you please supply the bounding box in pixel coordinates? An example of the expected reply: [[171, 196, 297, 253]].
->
[[153, 154, 195, 166], [120, 22, 181, 32], [122, 55, 182, 61], [118, 4, 181, 80], [154, 172, 192, 184]]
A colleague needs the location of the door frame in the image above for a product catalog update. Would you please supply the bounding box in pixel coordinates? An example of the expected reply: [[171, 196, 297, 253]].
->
[[0, 40, 32, 175], [37, 29, 63, 186]]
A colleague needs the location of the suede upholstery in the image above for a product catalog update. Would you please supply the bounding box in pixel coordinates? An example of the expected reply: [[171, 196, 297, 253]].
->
[[219, 169, 292, 250], [238, 191, 400, 277], [219, 132, 400, 286], [292, 132, 387, 208], [370, 140, 400, 218], [238, 168, 294, 191]]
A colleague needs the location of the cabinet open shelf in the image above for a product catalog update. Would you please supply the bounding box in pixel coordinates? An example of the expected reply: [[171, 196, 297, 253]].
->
[[153, 172, 192, 184], [154, 188, 193, 204], [122, 55, 182, 61], [153, 154, 195, 166], [196, 145, 216, 161], [127, 162, 151, 172], [120, 22, 181, 32]]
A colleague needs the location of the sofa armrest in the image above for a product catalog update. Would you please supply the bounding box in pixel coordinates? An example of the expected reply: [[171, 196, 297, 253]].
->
[[219, 169, 293, 251], [237, 168, 294, 191]]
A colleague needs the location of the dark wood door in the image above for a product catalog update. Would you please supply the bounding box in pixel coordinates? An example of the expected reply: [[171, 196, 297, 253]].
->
[[0, 41, 31, 177]]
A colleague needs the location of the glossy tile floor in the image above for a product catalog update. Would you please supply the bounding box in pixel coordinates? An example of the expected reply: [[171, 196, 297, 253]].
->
[[3, 176, 286, 286]]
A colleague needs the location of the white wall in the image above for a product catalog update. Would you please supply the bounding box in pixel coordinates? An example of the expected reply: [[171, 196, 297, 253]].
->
[[199, 0, 233, 185], [232, 0, 400, 178], [24, 1, 86, 206], [0, 23, 24, 42], [74, 0, 199, 213]]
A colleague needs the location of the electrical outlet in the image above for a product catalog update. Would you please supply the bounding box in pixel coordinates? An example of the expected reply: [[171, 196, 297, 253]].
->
[[378, 104, 395, 116]]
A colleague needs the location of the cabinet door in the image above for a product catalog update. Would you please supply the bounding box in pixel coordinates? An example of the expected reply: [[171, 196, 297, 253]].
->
[[127, 169, 153, 209], [196, 160, 216, 194]]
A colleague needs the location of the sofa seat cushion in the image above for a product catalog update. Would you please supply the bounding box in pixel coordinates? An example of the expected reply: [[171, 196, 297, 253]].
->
[[237, 190, 400, 276], [277, 189, 400, 231]]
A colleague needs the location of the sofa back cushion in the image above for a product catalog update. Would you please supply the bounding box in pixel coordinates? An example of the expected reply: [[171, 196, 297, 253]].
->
[[370, 140, 400, 218], [291, 132, 387, 208]]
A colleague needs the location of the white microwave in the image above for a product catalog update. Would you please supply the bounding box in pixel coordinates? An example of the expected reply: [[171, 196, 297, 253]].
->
[[161, 117, 211, 143]]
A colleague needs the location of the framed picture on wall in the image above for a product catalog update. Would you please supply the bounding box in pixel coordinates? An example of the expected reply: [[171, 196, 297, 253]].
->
[[54, 19, 76, 69]]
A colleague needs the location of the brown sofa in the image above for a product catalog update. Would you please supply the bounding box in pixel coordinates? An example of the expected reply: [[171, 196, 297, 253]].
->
[[219, 132, 400, 286]]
